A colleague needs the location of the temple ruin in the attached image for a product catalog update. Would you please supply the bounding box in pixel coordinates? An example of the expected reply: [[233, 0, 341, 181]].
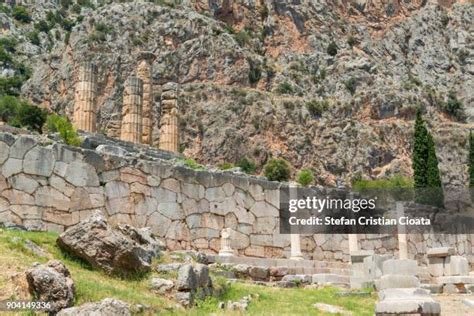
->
[[137, 52, 155, 145], [159, 82, 180, 153], [73, 62, 97, 133], [120, 76, 143, 143]]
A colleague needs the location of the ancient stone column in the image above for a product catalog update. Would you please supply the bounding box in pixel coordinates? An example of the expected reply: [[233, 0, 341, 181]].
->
[[397, 202, 408, 260], [73, 62, 97, 132], [120, 77, 143, 144], [137, 51, 155, 145], [159, 82, 179, 152], [289, 184, 304, 260]]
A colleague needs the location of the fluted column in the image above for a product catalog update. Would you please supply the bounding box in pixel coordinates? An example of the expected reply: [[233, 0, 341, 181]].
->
[[137, 51, 155, 145], [73, 62, 97, 132], [120, 77, 143, 144], [159, 82, 179, 153]]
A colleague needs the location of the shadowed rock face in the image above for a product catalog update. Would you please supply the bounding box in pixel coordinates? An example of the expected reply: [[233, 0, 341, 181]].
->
[[56, 212, 159, 275], [25, 260, 75, 313]]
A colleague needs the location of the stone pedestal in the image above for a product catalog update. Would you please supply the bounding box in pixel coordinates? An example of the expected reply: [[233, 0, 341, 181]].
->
[[73, 62, 97, 132], [159, 82, 179, 153], [396, 202, 408, 260], [219, 228, 235, 257], [120, 77, 143, 144], [137, 52, 155, 145]]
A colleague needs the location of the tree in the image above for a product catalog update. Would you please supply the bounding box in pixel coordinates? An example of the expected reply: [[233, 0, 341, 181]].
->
[[327, 41, 338, 56], [0, 95, 19, 122], [412, 110, 443, 206], [412, 110, 429, 189], [264, 158, 291, 182], [469, 131, 474, 187]]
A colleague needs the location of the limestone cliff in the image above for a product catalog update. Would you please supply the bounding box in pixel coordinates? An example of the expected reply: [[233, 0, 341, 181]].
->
[[1, 0, 473, 186]]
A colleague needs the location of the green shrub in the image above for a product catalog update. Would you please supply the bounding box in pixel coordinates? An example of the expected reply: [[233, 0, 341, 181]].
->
[[237, 157, 257, 174], [248, 61, 261, 84], [305, 99, 328, 118], [442, 91, 465, 122], [28, 31, 41, 45], [35, 20, 51, 33], [344, 78, 357, 95], [12, 6, 31, 23], [181, 158, 206, 170], [13, 102, 47, 133], [0, 95, 19, 122], [297, 169, 314, 186], [352, 174, 413, 191], [276, 81, 294, 95], [0, 37, 17, 53], [219, 162, 235, 170], [347, 36, 357, 47], [234, 29, 250, 47], [327, 41, 338, 56], [264, 158, 291, 182], [46, 114, 81, 146]]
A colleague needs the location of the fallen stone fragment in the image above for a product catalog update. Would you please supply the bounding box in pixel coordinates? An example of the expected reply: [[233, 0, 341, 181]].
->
[[57, 298, 130, 316], [26, 260, 75, 313], [150, 278, 174, 294], [314, 303, 353, 315], [57, 212, 155, 275]]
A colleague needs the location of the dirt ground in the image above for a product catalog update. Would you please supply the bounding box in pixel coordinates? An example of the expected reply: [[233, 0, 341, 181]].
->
[[435, 294, 474, 315]]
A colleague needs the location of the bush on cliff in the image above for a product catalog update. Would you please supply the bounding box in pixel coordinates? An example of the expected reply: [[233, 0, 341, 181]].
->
[[0, 96, 47, 133], [46, 114, 81, 146], [236, 157, 257, 174], [297, 169, 314, 186], [264, 158, 291, 182]]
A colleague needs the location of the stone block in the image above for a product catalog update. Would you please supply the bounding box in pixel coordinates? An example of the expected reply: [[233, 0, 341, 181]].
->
[[249, 266, 269, 280], [437, 275, 474, 285], [250, 201, 278, 218], [311, 274, 349, 285], [377, 275, 420, 290], [9, 136, 36, 159], [9, 174, 39, 194], [2, 158, 23, 178], [428, 257, 445, 277], [376, 288, 440, 316], [282, 274, 312, 284], [350, 250, 374, 263], [23, 147, 54, 177], [382, 259, 417, 276], [444, 256, 469, 276], [0, 141, 9, 164], [65, 161, 100, 187], [363, 254, 391, 279], [420, 283, 443, 294], [427, 247, 455, 258]]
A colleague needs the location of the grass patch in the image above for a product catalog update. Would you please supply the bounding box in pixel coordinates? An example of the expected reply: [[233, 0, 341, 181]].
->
[[0, 229, 376, 315]]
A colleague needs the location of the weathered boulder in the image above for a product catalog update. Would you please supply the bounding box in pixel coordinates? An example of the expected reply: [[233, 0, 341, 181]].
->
[[116, 224, 164, 257], [25, 260, 75, 313], [175, 291, 194, 308], [57, 213, 154, 275], [176, 264, 197, 291], [194, 263, 211, 288], [57, 298, 130, 316], [150, 278, 174, 294]]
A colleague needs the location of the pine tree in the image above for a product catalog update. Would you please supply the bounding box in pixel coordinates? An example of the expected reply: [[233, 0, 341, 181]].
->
[[469, 131, 474, 187], [426, 133, 442, 188], [412, 111, 443, 206], [412, 110, 429, 189]]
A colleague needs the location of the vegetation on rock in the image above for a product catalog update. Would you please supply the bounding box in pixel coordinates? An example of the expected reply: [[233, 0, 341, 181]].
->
[[264, 158, 291, 182], [46, 114, 82, 146], [296, 169, 314, 186]]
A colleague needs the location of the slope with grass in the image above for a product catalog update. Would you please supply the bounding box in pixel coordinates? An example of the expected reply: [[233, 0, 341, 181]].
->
[[0, 228, 376, 315]]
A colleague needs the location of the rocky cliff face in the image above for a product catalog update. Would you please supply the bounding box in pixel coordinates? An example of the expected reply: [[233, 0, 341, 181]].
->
[[1, 0, 473, 186]]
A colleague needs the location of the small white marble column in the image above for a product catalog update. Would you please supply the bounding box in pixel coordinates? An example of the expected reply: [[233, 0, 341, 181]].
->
[[219, 228, 235, 256], [289, 183, 304, 260], [348, 234, 359, 253], [397, 202, 408, 260]]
